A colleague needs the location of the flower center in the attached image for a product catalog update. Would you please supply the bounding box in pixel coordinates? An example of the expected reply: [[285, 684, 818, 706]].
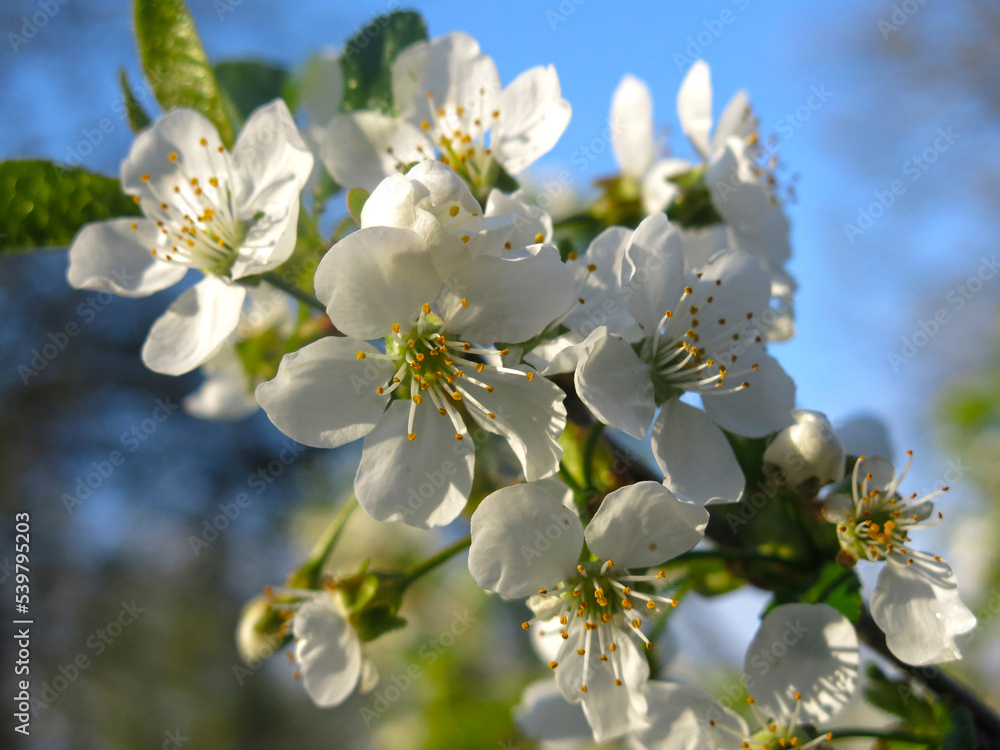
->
[[417, 88, 500, 193], [357, 302, 535, 441], [522, 561, 679, 693], [638, 284, 760, 403], [834, 451, 947, 564], [132, 139, 248, 276]]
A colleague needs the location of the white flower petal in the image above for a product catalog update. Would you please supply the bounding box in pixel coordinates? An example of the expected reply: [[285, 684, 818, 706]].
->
[[461, 364, 566, 482], [354, 399, 475, 528], [712, 90, 755, 153], [293, 596, 363, 708], [620, 213, 686, 334], [744, 603, 859, 726], [872, 553, 977, 666], [563, 226, 637, 339], [183, 346, 257, 421], [67, 218, 187, 296], [822, 494, 853, 525], [315, 226, 442, 340], [493, 65, 572, 175], [554, 631, 649, 742], [677, 60, 712, 159], [469, 482, 582, 599], [230, 99, 314, 216], [318, 111, 431, 192], [485, 188, 553, 252], [633, 682, 749, 750], [702, 353, 796, 438], [611, 74, 657, 178], [854, 455, 896, 493], [514, 679, 593, 745], [684, 249, 771, 356], [641, 158, 687, 214], [585, 482, 708, 568], [651, 399, 745, 505], [394, 32, 500, 125], [255, 337, 392, 448], [440, 245, 575, 345], [141, 276, 245, 376], [230, 197, 299, 279], [120, 108, 226, 197], [706, 140, 792, 269], [574, 329, 655, 440], [678, 225, 730, 272]]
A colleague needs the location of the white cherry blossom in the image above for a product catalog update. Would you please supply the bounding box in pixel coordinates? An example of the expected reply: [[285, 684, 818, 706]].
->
[[468, 480, 708, 742], [633, 603, 859, 750], [609, 74, 688, 214], [317, 32, 571, 196], [290, 589, 377, 708], [569, 213, 795, 504], [183, 284, 295, 421], [256, 183, 575, 527], [67, 100, 314, 375], [823, 453, 976, 665]]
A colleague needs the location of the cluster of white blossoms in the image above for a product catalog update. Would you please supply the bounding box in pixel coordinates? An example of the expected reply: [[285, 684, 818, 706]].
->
[[64, 25, 978, 746]]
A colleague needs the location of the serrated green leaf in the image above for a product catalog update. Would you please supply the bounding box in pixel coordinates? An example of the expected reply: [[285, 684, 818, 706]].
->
[[214, 60, 289, 121], [119, 69, 152, 133], [340, 10, 427, 113], [0, 161, 139, 254], [134, 0, 234, 146]]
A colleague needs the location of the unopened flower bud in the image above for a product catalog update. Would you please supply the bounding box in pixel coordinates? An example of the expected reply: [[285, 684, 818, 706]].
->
[[236, 594, 290, 665], [763, 410, 845, 495]]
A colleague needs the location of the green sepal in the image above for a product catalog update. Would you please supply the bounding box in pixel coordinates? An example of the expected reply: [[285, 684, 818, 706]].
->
[[119, 68, 152, 132]]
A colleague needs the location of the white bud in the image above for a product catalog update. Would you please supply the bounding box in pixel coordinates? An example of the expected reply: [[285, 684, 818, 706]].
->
[[236, 595, 286, 665], [763, 410, 845, 494]]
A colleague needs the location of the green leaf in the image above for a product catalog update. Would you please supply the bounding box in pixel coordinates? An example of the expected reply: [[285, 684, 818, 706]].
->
[[340, 10, 428, 113], [133, 0, 234, 146], [346, 187, 369, 224], [0, 161, 139, 253], [214, 60, 289, 121], [768, 561, 862, 624], [119, 69, 152, 132], [863, 664, 948, 739], [942, 705, 975, 750]]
